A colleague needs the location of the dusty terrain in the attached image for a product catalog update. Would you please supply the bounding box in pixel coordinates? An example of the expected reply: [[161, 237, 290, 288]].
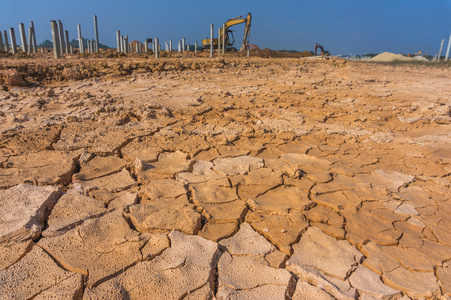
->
[[0, 53, 450, 299]]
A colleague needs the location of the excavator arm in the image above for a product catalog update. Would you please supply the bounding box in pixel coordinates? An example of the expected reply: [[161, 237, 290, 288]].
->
[[315, 43, 330, 56], [203, 13, 252, 52]]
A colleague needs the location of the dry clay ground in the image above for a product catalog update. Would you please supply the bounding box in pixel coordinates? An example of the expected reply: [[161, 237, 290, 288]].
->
[[0, 55, 450, 299]]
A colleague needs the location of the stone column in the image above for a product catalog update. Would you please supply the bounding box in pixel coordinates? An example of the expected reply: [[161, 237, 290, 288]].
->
[[19, 23, 28, 53], [65, 31, 70, 54], [445, 32, 451, 61], [31, 21, 37, 53], [210, 24, 214, 58], [116, 31, 120, 52], [58, 20, 65, 54], [169, 40, 172, 52], [182, 37, 185, 52], [124, 35, 128, 53], [3, 30, 9, 52], [218, 28, 221, 53], [50, 21, 60, 59], [155, 38, 159, 58], [438, 39, 444, 61], [28, 26, 33, 54], [93, 15, 99, 52], [77, 25, 83, 53], [9, 28, 17, 54], [0, 34, 3, 51], [222, 23, 226, 54], [195, 41, 197, 54], [178, 41, 181, 52]]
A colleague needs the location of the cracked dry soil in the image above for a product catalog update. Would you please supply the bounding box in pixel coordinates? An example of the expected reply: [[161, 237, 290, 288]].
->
[[0, 55, 450, 300]]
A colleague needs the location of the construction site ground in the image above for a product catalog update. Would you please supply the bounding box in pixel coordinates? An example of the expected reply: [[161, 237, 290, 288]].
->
[[0, 53, 450, 299]]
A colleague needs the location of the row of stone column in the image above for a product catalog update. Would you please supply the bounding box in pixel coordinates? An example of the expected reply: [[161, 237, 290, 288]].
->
[[435, 34, 451, 62], [51, 15, 100, 59], [115, 32, 198, 56], [50, 20, 74, 58], [115, 31, 129, 54], [0, 22, 37, 54]]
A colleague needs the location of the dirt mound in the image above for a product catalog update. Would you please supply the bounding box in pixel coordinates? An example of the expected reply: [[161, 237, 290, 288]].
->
[[249, 49, 313, 58]]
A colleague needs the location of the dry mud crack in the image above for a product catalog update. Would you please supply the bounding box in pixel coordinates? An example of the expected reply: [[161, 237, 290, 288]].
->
[[0, 56, 450, 299]]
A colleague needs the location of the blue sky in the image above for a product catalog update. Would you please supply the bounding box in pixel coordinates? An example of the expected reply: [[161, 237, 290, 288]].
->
[[1, 0, 450, 55]]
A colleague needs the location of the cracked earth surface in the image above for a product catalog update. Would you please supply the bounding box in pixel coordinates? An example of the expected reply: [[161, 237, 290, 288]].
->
[[0, 56, 450, 299]]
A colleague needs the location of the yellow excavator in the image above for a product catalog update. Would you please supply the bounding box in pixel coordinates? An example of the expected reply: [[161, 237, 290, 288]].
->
[[202, 13, 252, 52]]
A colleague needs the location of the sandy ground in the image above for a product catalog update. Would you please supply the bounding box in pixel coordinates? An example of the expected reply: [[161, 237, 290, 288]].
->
[[0, 54, 450, 299]]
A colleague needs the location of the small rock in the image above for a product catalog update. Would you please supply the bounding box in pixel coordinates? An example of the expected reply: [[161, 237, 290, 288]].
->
[[0, 69, 27, 86]]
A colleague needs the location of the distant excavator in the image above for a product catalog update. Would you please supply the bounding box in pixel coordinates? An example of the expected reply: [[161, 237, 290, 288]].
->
[[202, 13, 252, 52], [315, 43, 330, 56]]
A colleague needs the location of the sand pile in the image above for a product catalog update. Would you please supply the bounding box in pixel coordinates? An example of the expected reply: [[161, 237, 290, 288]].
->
[[370, 52, 430, 62], [370, 52, 412, 62], [412, 55, 430, 62]]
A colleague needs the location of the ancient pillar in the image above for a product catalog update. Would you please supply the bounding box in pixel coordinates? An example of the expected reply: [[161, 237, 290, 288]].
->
[[169, 40, 172, 52], [195, 41, 197, 54], [0, 34, 3, 51], [182, 37, 185, 52]]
